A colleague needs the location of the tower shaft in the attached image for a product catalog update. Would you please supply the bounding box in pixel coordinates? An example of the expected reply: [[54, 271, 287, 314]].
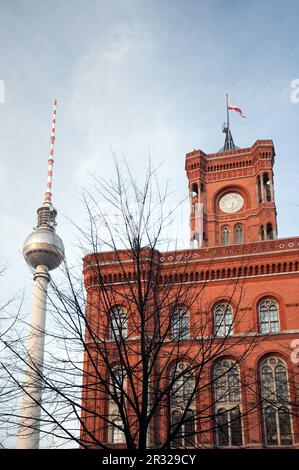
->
[[16, 266, 50, 449]]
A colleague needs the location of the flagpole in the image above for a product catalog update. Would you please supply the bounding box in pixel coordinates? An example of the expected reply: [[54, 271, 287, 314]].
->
[[226, 93, 230, 133]]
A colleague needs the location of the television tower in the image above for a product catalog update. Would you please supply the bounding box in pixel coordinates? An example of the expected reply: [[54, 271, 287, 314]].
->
[[16, 100, 65, 449]]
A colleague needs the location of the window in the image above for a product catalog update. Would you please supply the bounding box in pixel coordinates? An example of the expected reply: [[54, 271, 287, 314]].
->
[[171, 410, 195, 448], [257, 175, 262, 204], [171, 306, 189, 339], [184, 410, 196, 447], [263, 174, 271, 202], [216, 408, 229, 446], [214, 360, 241, 403], [112, 419, 125, 444], [230, 408, 242, 446], [221, 226, 230, 245], [213, 360, 242, 447], [260, 356, 292, 446], [234, 224, 244, 244], [191, 183, 198, 199], [171, 410, 183, 447], [171, 363, 195, 403], [216, 407, 242, 447], [261, 357, 289, 403], [259, 299, 279, 334], [110, 365, 126, 400], [266, 223, 274, 240], [191, 232, 200, 248], [110, 306, 127, 340], [108, 367, 127, 443], [214, 303, 233, 337], [170, 363, 196, 448]]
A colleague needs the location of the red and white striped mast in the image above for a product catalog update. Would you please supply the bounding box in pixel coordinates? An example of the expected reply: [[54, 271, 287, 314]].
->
[[44, 98, 57, 204], [16, 99, 65, 449]]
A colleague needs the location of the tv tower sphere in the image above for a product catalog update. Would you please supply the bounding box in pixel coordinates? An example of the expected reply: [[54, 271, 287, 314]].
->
[[23, 222, 64, 270]]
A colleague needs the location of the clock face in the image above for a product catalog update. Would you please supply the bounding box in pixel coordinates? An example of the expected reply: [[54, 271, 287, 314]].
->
[[219, 193, 244, 213]]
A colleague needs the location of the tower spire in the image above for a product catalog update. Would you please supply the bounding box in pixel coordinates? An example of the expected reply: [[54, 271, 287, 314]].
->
[[44, 99, 58, 203], [36, 99, 59, 229], [222, 93, 236, 151], [16, 100, 64, 449]]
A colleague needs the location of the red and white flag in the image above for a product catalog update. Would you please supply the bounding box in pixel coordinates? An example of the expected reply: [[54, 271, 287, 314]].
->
[[228, 98, 246, 118]]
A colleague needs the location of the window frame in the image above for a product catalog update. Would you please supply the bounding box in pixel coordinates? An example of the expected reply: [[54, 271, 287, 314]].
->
[[221, 225, 230, 246], [258, 299, 280, 334], [216, 406, 243, 447], [234, 224, 244, 244], [214, 303, 234, 337], [110, 306, 128, 340], [260, 356, 293, 446], [213, 359, 243, 447], [170, 409, 196, 448], [110, 365, 127, 401], [169, 362, 196, 448], [171, 306, 190, 340], [111, 418, 125, 444]]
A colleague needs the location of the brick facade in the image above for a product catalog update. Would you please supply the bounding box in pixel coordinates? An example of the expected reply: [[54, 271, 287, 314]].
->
[[81, 140, 299, 448]]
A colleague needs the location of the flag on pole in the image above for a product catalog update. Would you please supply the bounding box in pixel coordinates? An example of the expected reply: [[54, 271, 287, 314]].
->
[[227, 98, 246, 118]]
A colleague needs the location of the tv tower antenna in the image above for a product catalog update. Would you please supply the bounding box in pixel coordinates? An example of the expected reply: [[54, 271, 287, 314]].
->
[[16, 100, 65, 449], [44, 98, 57, 204]]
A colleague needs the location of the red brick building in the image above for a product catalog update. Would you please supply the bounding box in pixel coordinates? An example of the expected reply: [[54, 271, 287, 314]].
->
[[81, 137, 299, 449]]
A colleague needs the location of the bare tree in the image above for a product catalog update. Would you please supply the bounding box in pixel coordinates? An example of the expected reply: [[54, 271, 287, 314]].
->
[[0, 265, 25, 448], [1, 160, 298, 449]]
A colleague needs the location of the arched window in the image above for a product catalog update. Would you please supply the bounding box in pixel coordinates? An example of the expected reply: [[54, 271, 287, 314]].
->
[[214, 359, 241, 403], [213, 359, 242, 447], [170, 363, 196, 448], [110, 306, 127, 340], [191, 183, 198, 199], [266, 223, 274, 240], [191, 183, 198, 213], [200, 183, 205, 204], [214, 303, 233, 337], [191, 233, 200, 249], [234, 224, 244, 244], [257, 175, 262, 204], [263, 174, 271, 202], [259, 299, 279, 334], [260, 356, 292, 446], [221, 226, 230, 246], [171, 363, 195, 403], [171, 306, 189, 340]]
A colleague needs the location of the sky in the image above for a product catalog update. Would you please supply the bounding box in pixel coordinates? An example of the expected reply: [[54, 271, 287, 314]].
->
[[0, 0, 299, 328], [0, 0, 299, 448], [1, 0, 299, 309]]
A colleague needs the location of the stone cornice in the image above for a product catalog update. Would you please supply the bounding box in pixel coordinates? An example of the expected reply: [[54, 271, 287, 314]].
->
[[159, 237, 299, 265], [186, 139, 274, 161]]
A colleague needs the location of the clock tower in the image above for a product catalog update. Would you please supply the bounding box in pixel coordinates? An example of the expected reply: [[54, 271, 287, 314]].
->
[[185, 138, 278, 248]]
